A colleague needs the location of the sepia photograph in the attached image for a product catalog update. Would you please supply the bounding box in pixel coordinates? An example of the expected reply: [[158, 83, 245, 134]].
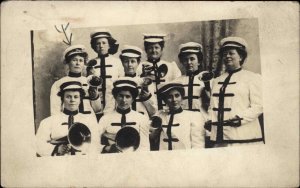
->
[[1, 1, 299, 187], [32, 18, 264, 156]]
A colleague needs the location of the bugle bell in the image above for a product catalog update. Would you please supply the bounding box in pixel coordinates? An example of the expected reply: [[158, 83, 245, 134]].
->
[[141, 64, 168, 78], [87, 75, 102, 100], [68, 122, 91, 152], [86, 59, 98, 76], [198, 71, 214, 82], [114, 126, 140, 153]]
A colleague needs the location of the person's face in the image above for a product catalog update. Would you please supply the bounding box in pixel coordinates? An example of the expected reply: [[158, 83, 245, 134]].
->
[[94, 37, 110, 55], [115, 90, 133, 110], [222, 48, 242, 71], [122, 57, 139, 75], [182, 53, 199, 73], [146, 43, 163, 60], [68, 55, 85, 73], [165, 89, 182, 111], [63, 90, 81, 111]]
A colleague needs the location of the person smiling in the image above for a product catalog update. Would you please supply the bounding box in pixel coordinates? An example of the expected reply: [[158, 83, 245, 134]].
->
[[36, 82, 98, 156], [208, 37, 263, 147], [98, 77, 150, 153], [151, 82, 205, 150]]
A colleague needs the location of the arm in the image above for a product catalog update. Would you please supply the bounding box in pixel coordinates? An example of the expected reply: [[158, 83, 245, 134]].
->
[[36, 119, 56, 156], [235, 74, 263, 125], [50, 82, 62, 115]]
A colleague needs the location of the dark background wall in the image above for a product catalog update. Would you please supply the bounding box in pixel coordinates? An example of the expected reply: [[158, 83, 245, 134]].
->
[[33, 18, 260, 131]]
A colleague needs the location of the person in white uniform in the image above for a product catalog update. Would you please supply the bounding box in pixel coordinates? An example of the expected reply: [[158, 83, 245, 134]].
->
[[150, 81, 206, 150], [120, 45, 157, 118], [87, 29, 125, 116], [36, 82, 99, 156], [207, 37, 263, 147], [136, 34, 182, 110], [174, 42, 212, 116], [50, 45, 101, 116], [98, 77, 150, 153]]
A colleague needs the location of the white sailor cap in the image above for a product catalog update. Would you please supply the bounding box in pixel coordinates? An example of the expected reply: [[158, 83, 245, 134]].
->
[[112, 77, 139, 98], [220, 37, 248, 50], [57, 81, 84, 96], [179, 42, 203, 54], [120, 45, 143, 58], [157, 81, 185, 98], [90, 29, 112, 39], [143, 33, 167, 43], [63, 44, 87, 60]]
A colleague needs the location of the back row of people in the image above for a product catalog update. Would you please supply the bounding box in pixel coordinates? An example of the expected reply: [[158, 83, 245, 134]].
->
[[36, 29, 263, 156]]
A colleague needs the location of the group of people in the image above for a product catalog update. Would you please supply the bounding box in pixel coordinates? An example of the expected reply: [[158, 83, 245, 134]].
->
[[36, 29, 263, 156]]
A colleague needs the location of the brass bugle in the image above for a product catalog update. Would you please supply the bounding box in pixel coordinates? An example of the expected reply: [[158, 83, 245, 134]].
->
[[141, 64, 168, 78], [115, 126, 140, 152], [68, 123, 91, 152]]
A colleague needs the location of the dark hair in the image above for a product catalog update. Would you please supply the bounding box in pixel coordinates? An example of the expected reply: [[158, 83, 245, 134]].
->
[[178, 52, 204, 71], [112, 87, 139, 100], [90, 37, 119, 55], [160, 87, 185, 103], [144, 41, 165, 51], [219, 46, 248, 65], [65, 53, 88, 65], [119, 55, 141, 64]]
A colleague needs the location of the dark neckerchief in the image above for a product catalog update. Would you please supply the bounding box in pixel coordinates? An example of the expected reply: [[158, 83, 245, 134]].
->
[[116, 107, 131, 127], [98, 54, 109, 108], [147, 58, 160, 64], [63, 108, 78, 155], [166, 107, 183, 150], [226, 67, 242, 74], [186, 69, 201, 77], [186, 69, 200, 110], [216, 67, 241, 143], [125, 73, 136, 77], [168, 107, 183, 115], [68, 72, 81, 78], [63, 108, 79, 116]]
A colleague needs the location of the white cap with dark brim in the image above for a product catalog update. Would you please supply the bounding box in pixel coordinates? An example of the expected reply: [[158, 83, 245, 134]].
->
[[90, 29, 112, 39], [220, 37, 248, 50], [143, 33, 167, 43], [120, 45, 143, 58], [157, 81, 185, 97], [179, 42, 203, 54], [63, 44, 87, 60], [57, 81, 83, 96]]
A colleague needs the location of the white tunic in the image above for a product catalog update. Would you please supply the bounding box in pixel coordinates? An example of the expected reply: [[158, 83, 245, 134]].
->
[[50, 76, 94, 115], [136, 59, 182, 110], [174, 71, 209, 117], [87, 55, 125, 114], [98, 109, 150, 152], [155, 109, 205, 150], [209, 69, 263, 143], [36, 112, 99, 156]]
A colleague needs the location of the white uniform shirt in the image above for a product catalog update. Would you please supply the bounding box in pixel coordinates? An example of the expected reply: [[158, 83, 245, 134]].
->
[[36, 111, 99, 156], [87, 55, 125, 114], [155, 109, 205, 150], [209, 69, 263, 143], [174, 71, 208, 116], [50, 75, 93, 115], [136, 59, 182, 109], [98, 109, 150, 152]]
